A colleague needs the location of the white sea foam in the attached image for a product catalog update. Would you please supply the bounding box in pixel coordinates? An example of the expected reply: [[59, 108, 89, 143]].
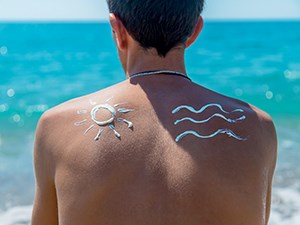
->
[[269, 188, 300, 225], [0, 205, 32, 225]]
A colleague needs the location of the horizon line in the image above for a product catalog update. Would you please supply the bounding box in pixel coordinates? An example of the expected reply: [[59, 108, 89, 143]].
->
[[1, 18, 300, 23]]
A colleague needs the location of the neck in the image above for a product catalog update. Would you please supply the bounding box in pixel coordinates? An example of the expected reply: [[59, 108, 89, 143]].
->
[[124, 48, 187, 79]]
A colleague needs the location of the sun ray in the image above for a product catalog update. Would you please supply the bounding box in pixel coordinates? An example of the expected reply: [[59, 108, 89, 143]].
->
[[77, 109, 88, 115], [94, 128, 104, 141], [89, 99, 97, 105], [118, 118, 133, 128], [84, 124, 95, 135], [109, 125, 121, 138], [105, 96, 114, 103], [117, 108, 134, 113], [74, 119, 88, 126], [114, 102, 128, 107]]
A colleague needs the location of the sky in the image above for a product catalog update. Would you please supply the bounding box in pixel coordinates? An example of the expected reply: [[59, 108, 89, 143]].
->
[[0, 0, 299, 21]]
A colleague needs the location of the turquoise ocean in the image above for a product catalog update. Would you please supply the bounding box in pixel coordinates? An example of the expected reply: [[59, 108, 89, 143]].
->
[[0, 22, 299, 224]]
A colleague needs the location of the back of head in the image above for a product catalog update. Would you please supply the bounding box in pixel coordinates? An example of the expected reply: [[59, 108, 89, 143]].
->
[[107, 0, 205, 57]]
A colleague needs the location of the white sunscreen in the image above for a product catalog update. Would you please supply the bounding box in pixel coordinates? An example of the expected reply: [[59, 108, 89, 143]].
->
[[172, 103, 247, 142], [75, 97, 134, 141]]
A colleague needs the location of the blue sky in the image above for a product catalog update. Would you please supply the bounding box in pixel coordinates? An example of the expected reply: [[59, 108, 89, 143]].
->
[[0, 0, 299, 21]]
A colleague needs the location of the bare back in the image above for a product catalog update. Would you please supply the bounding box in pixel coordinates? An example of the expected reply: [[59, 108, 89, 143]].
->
[[32, 76, 277, 225]]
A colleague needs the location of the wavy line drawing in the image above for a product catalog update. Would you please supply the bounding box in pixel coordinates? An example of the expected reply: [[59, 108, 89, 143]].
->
[[174, 114, 246, 125], [172, 104, 244, 115], [172, 103, 247, 142], [175, 129, 247, 142]]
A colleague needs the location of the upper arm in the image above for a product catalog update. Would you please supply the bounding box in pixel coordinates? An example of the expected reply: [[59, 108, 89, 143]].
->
[[260, 113, 277, 225], [31, 112, 59, 225], [261, 112, 278, 176]]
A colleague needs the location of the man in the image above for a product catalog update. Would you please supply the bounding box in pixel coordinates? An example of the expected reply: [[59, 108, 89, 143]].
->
[[32, 1, 277, 225]]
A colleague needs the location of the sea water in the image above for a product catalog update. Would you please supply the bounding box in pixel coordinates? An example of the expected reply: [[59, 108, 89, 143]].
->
[[0, 21, 299, 224]]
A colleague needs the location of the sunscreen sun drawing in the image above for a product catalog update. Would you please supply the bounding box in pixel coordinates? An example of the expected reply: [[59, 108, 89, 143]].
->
[[172, 103, 247, 142], [74, 97, 134, 141]]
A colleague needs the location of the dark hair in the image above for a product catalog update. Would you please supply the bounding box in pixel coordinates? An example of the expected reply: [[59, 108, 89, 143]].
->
[[107, 0, 204, 57]]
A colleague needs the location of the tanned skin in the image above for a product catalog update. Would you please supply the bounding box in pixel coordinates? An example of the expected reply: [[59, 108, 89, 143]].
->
[[31, 15, 277, 225]]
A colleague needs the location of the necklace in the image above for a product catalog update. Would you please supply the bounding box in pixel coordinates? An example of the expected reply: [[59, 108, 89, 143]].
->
[[129, 70, 191, 81]]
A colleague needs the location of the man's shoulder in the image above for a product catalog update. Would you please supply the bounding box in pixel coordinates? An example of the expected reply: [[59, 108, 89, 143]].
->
[[246, 103, 276, 138], [40, 96, 85, 119], [215, 94, 278, 172], [37, 96, 84, 132], [215, 91, 275, 130], [36, 80, 131, 144], [39, 80, 129, 123], [230, 98, 277, 161], [35, 98, 80, 153], [248, 104, 277, 149], [212, 92, 277, 151], [234, 96, 276, 140], [241, 103, 278, 182]]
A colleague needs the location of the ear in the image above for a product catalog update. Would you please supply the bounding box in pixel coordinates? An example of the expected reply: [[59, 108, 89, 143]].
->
[[109, 13, 128, 51], [186, 16, 204, 48]]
